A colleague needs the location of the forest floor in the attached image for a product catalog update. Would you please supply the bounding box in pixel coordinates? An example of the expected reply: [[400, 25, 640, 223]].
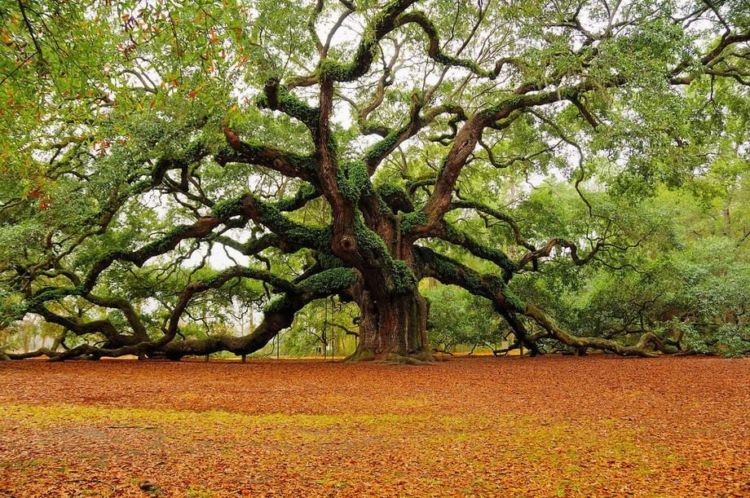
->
[[0, 356, 748, 497]]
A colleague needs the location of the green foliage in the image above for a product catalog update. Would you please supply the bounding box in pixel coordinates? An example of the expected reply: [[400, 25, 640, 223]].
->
[[512, 182, 750, 356], [425, 285, 506, 352]]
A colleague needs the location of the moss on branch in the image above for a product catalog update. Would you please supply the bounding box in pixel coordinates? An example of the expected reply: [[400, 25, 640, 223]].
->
[[212, 198, 243, 219], [338, 161, 372, 203], [400, 210, 427, 234], [257, 82, 319, 129], [299, 267, 358, 295], [376, 184, 414, 214], [273, 185, 320, 212], [439, 223, 517, 279]]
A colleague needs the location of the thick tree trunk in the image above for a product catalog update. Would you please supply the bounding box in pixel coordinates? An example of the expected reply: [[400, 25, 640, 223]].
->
[[349, 232, 432, 363], [348, 287, 431, 363]]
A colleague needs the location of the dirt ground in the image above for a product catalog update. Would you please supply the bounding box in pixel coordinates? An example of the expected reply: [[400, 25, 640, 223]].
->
[[0, 356, 748, 497]]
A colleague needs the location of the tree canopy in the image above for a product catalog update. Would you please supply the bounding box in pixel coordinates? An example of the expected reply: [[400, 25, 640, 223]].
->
[[1, 0, 748, 361]]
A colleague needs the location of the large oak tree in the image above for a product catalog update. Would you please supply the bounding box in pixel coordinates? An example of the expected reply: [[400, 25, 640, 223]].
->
[[1, 0, 748, 361]]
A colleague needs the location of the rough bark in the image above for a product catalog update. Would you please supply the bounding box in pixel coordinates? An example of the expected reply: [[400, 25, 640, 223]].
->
[[349, 286, 431, 363]]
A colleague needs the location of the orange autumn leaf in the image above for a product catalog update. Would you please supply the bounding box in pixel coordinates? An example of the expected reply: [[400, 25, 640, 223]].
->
[[0, 357, 748, 497]]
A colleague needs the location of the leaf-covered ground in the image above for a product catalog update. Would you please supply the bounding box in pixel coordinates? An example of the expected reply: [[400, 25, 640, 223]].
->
[[0, 356, 748, 497]]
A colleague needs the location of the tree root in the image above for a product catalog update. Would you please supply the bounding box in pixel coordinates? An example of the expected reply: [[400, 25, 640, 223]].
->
[[384, 351, 434, 365], [345, 349, 434, 364]]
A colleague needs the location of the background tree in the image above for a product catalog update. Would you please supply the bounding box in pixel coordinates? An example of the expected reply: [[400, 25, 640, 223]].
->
[[425, 284, 510, 355], [0, 0, 748, 361]]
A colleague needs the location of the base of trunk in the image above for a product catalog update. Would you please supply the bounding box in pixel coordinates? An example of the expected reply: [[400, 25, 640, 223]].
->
[[346, 349, 434, 364]]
